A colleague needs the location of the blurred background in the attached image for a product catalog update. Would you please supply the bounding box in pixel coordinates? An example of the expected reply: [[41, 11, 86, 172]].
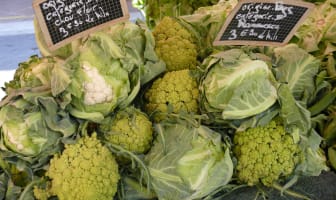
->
[[0, 0, 36, 98], [0, 0, 143, 99]]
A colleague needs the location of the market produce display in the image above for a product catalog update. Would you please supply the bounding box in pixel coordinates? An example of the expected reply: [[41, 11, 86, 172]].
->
[[1, 0, 336, 199]]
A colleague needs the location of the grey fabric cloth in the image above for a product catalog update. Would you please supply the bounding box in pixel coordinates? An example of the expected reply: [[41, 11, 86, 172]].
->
[[213, 171, 336, 200]]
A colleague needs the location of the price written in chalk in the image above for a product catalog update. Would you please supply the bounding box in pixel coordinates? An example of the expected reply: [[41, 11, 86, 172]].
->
[[42, 0, 111, 38], [33, 0, 130, 50], [214, 0, 314, 46]]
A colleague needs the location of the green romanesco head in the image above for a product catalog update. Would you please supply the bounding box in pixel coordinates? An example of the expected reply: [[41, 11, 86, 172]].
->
[[99, 107, 153, 154], [34, 133, 120, 200], [145, 69, 199, 121], [233, 120, 302, 187], [153, 16, 198, 71]]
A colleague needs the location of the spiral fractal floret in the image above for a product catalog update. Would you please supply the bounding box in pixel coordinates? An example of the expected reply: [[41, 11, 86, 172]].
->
[[153, 16, 198, 71], [34, 133, 120, 200], [145, 69, 199, 121], [233, 120, 302, 186]]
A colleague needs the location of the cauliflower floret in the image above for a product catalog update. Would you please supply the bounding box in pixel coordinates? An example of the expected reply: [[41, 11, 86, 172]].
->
[[82, 63, 113, 105], [233, 120, 302, 187], [33, 133, 120, 200], [98, 107, 153, 154], [153, 17, 198, 71], [145, 69, 199, 121]]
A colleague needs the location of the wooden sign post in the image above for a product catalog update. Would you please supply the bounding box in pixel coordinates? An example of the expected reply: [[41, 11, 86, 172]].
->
[[33, 0, 130, 50], [214, 0, 314, 46]]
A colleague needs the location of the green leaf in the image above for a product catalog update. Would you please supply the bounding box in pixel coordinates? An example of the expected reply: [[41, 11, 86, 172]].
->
[[145, 120, 233, 200], [278, 84, 311, 136], [273, 44, 320, 103], [50, 62, 72, 96], [201, 50, 277, 120], [278, 84, 328, 177]]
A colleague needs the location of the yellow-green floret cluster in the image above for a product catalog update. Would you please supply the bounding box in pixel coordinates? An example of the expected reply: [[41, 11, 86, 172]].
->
[[145, 69, 199, 120], [99, 107, 153, 154], [34, 133, 120, 200], [233, 121, 301, 187], [153, 16, 198, 71]]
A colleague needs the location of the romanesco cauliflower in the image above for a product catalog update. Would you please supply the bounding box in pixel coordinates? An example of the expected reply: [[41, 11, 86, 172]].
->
[[98, 107, 153, 154], [33, 133, 120, 200], [145, 69, 199, 120], [233, 120, 302, 186], [153, 16, 198, 71]]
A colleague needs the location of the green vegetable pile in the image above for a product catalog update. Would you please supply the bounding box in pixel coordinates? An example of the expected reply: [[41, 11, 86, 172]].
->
[[1, 0, 336, 200]]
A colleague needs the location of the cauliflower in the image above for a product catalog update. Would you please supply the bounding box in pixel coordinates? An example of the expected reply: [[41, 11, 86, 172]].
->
[[4, 55, 72, 96], [233, 120, 302, 187], [33, 133, 120, 200], [153, 16, 198, 71], [82, 62, 113, 105], [98, 107, 153, 154], [145, 69, 199, 120]]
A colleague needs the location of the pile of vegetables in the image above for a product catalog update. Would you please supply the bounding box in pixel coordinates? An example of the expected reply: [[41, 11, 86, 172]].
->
[[1, 0, 336, 199]]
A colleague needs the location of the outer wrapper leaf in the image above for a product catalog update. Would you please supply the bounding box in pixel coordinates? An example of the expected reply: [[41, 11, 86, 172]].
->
[[273, 44, 320, 104], [278, 84, 328, 177], [200, 49, 277, 122], [145, 119, 233, 200]]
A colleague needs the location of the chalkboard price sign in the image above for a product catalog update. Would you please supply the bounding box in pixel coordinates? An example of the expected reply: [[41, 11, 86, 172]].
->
[[33, 0, 130, 50], [214, 0, 314, 46]]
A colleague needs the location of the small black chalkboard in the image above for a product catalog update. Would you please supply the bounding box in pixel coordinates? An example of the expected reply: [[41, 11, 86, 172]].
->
[[214, 0, 314, 46], [33, 0, 130, 50]]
